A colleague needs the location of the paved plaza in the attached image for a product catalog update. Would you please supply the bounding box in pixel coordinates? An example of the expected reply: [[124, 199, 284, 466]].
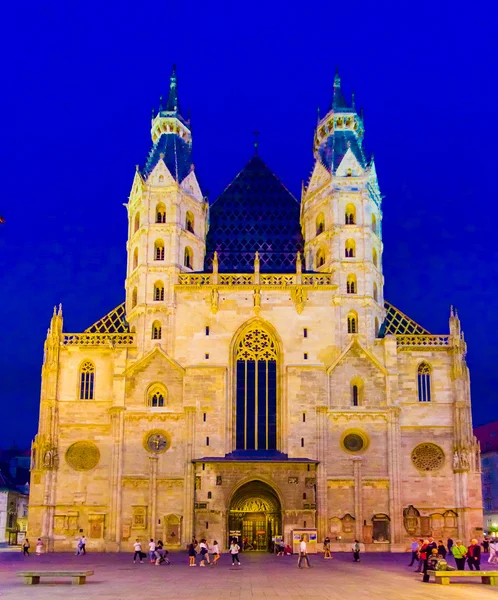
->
[[1, 550, 498, 599]]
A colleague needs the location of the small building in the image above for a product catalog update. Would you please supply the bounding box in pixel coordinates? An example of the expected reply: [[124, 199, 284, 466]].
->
[[0, 449, 30, 545], [475, 422, 498, 531]]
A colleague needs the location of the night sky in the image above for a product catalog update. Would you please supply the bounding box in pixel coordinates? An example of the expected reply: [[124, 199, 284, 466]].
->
[[0, 1, 495, 449]]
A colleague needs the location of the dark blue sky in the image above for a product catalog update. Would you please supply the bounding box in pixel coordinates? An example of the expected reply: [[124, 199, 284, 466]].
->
[[0, 1, 495, 448]]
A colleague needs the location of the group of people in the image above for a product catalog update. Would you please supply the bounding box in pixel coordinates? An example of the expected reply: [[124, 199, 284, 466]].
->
[[187, 538, 222, 566], [21, 535, 86, 556], [132, 538, 170, 565], [408, 536, 498, 581], [322, 537, 361, 562]]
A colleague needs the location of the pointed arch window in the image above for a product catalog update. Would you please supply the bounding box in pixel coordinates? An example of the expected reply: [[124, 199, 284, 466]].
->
[[372, 247, 378, 268], [186, 211, 195, 234], [347, 311, 358, 334], [132, 247, 138, 270], [345, 203, 356, 225], [345, 239, 356, 257], [184, 246, 193, 269], [235, 325, 278, 451], [148, 386, 166, 407], [374, 317, 380, 338], [131, 287, 138, 308], [134, 213, 140, 233], [316, 213, 325, 236], [373, 282, 378, 302], [154, 281, 164, 301], [316, 248, 326, 269], [156, 203, 166, 224], [347, 274, 357, 294], [351, 378, 363, 406], [154, 239, 165, 261], [372, 213, 377, 234], [152, 321, 162, 340], [417, 363, 432, 402], [79, 361, 95, 400]]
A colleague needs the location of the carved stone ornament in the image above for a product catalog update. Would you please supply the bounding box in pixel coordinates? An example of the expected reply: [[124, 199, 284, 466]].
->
[[411, 443, 445, 472], [291, 287, 307, 314], [65, 441, 100, 471], [143, 430, 171, 454], [210, 288, 219, 314], [43, 447, 59, 470]]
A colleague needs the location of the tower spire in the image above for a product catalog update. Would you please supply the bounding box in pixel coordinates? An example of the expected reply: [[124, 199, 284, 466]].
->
[[166, 64, 179, 112], [332, 66, 348, 110]]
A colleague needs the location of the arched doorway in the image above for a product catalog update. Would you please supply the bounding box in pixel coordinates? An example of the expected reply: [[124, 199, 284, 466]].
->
[[228, 480, 282, 551]]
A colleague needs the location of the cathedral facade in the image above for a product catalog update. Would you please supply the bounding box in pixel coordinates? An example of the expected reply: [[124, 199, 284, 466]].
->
[[28, 68, 483, 552]]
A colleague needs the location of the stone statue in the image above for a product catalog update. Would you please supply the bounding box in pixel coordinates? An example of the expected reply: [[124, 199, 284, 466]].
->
[[453, 451, 460, 470], [43, 447, 59, 470], [460, 449, 469, 470]]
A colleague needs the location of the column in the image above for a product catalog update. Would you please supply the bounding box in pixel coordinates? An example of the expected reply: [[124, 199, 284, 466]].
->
[[353, 457, 363, 540], [149, 456, 158, 540], [108, 407, 125, 546], [387, 408, 402, 544], [182, 407, 196, 545], [315, 406, 328, 540]]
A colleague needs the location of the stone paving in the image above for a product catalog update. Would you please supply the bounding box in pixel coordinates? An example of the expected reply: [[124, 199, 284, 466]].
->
[[1, 550, 498, 599]]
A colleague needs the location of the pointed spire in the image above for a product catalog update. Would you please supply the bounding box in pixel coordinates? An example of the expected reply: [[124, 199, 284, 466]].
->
[[332, 66, 349, 110], [166, 64, 179, 112]]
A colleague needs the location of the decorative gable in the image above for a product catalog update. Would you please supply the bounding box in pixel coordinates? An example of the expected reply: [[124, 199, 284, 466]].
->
[[306, 160, 330, 196], [145, 158, 176, 187], [180, 170, 203, 201], [335, 148, 365, 178]]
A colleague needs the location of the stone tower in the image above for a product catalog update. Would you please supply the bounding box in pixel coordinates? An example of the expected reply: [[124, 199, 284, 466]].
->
[[124, 66, 208, 353], [301, 70, 385, 345]]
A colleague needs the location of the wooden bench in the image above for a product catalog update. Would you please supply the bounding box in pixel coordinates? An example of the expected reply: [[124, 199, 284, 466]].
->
[[17, 570, 94, 585], [427, 569, 498, 585]]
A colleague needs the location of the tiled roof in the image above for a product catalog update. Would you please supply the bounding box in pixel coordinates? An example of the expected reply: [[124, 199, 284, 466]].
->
[[318, 129, 367, 173], [85, 302, 129, 333], [205, 155, 304, 273], [142, 134, 193, 182], [381, 301, 430, 336]]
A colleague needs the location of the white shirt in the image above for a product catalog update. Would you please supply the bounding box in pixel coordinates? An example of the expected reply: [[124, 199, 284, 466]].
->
[[149, 541, 156, 551], [230, 543, 240, 554], [211, 544, 220, 554], [300, 541, 307, 553], [134, 542, 142, 551]]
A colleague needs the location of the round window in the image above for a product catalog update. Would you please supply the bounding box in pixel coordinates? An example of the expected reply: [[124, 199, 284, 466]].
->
[[343, 433, 364, 453]]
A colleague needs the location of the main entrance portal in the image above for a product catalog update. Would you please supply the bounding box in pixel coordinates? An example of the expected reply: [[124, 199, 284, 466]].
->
[[228, 480, 282, 551]]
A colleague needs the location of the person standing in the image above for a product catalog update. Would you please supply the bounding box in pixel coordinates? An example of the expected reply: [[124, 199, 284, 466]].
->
[[451, 540, 467, 570], [230, 538, 241, 566], [437, 540, 447, 558], [427, 537, 437, 554], [408, 538, 419, 566], [133, 539, 144, 563], [415, 539, 426, 573], [447, 537, 454, 553], [199, 539, 210, 566], [80, 535, 86, 555], [211, 540, 220, 565], [297, 535, 312, 569], [323, 537, 332, 559], [188, 541, 197, 566], [35, 538, 43, 556], [467, 539, 481, 571], [488, 538, 498, 564], [352, 540, 361, 562], [22, 538, 30, 556], [148, 539, 156, 563], [75, 536, 83, 556], [482, 538, 490, 553]]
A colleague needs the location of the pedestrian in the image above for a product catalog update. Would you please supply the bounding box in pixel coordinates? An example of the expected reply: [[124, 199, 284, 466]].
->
[[408, 538, 419, 566], [427, 536, 437, 554], [211, 540, 221, 565], [447, 537, 454, 552], [80, 535, 86, 555], [352, 539, 361, 562], [75, 536, 83, 556], [415, 539, 426, 573], [323, 537, 332, 559], [35, 538, 43, 556], [133, 539, 144, 563], [22, 538, 30, 556], [451, 539, 467, 570], [437, 540, 446, 558], [482, 538, 490, 553], [199, 539, 210, 566], [297, 535, 312, 569], [148, 538, 156, 563], [188, 540, 197, 566], [488, 538, 498, 564], [230, 538, 241, 566], [467, 538, 481, 570]]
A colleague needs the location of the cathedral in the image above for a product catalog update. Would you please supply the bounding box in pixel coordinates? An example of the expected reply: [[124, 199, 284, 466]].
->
[[28, 67, 483, 552]]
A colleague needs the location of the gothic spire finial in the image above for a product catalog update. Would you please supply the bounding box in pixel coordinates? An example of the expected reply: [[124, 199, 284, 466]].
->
[[166, 64, 179, 112]]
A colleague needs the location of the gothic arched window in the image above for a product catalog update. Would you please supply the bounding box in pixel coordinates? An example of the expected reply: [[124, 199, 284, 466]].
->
[[347, 274, 357, 294], [345, 239, 356, 257], [154, 239, 165, 261], [148, 387, 166, 407], [372, 247, 378, 268], [418, 362, 432, 402], [132, 247, 138, 270], [372, 213, 377, 234], [156, 203, 166, 223], [316, 213, 325, 236], [345, 203, 356, 225], [316, 248, 326, 269], [186, 211, 195, 234], [79, 361, 95, 400], [152, 321, 162, 340], [134, 212, 140, 233], [347, 311, 358, 334], [235, 325, 278, 451], [373, 282, 378, 302], [351, 378, 363, 406], [154, 281, 164, 301], [374, 317, 380, 338], [131, 287, 138, 308], [184, 246, 193, 269]]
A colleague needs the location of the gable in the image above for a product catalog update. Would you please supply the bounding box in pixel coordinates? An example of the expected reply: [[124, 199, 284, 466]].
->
[[307, 160, 330, 196], [335, 148, 365, 177], [145, 158, 177, 187], [180, 170, 203, 200]]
